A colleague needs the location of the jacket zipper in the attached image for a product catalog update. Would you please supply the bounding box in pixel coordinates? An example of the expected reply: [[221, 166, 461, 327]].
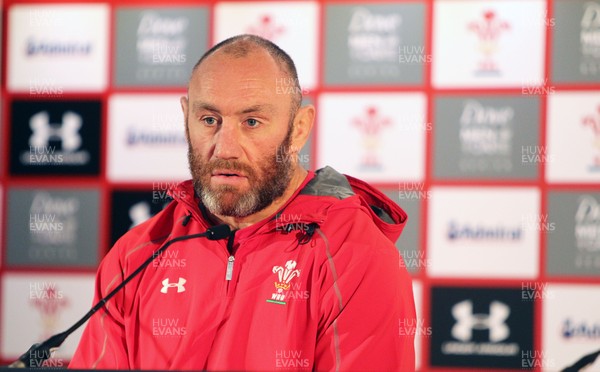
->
[[225, 256, 235, 280], [224, 230, 236, 295]]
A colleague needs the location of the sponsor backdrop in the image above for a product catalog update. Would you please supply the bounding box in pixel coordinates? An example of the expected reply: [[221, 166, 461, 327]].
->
[[1, 0, 599, 370]]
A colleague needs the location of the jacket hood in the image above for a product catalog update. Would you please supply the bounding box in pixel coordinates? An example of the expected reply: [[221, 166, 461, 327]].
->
[[299, 166, 408, 243]]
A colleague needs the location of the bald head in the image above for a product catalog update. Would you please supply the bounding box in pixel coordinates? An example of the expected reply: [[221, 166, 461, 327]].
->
[[190, 34, 302, 115]]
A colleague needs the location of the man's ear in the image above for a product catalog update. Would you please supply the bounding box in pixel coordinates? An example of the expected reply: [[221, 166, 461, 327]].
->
[[180, 96, 189, 120], [291, 104, 315, 153], [180, 96, 190, 140]]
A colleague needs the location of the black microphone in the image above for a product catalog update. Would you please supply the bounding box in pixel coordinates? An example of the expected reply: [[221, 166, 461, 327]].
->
[[7, 224, 231, 368]]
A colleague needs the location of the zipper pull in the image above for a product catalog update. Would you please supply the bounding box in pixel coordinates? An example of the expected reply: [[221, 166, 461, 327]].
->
[[225, 256, 235, 281]]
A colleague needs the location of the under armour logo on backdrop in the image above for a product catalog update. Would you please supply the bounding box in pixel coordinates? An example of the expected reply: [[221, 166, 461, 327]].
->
[[29, 111, 82, 152], [451, 299, 510, 342], [161, 277, 186, 293]]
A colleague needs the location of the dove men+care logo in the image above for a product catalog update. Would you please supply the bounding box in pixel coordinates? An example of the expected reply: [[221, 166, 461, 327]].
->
[[10, 100, 101, 175]]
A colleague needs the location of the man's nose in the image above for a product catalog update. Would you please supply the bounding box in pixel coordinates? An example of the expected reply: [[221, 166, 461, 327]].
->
[[213, 120, 243, 160]]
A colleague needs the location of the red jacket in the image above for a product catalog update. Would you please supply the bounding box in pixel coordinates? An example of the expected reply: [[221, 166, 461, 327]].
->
[[69, 166, 416, 371]]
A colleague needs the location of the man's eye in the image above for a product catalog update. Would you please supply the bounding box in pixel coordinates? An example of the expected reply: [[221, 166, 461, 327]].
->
[[246, 118, 260, 128], [202, 117, 218, 126]]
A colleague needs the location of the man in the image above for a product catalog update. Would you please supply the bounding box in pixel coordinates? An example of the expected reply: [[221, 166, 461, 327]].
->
[[70, 34, 416, 371]]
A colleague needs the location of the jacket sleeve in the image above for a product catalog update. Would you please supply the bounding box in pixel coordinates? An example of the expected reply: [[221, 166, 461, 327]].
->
[[313, 213, 416, 372], [68, 243, 129, 369]]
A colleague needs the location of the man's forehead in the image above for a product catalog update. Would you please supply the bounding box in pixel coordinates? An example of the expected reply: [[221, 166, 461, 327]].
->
[[191, 101, 276, 114]]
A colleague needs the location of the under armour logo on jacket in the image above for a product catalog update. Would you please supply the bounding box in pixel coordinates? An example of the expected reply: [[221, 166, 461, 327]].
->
[[29, 111, 82, 152], [451, 300, 510, 342], [161, 277, 186, 293]]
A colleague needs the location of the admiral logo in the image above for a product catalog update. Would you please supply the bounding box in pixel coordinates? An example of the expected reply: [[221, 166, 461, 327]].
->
[[348, 7, 402, 63], [562, 318, 600, 340], [126, 127, 186, 146], [352, 106, 392, 170], [447, 221, 522, 242], [468, 10, 510, 75], [136, 12, 188, 65], [459, 100, 514, 172], [443, 300, 518, 357], [26, 38, 92, 56], [246, 15, 285, 40], [580, 2, 600, 75], [581, 105, 600, 171], [575, 195, 600, 252]]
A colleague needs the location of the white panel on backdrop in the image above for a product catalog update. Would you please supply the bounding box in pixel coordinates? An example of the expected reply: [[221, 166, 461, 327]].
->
[[108, 94, 189, 182], [432, 0, 546, 88], [428, 187, 540, 278], [7, 4, 109, 92], [1, 273, 95, 361], [214, 1, 318, 91], [547, 92, 600, 183], [317, 93, 427, 183], [542, 284, 600, 372]]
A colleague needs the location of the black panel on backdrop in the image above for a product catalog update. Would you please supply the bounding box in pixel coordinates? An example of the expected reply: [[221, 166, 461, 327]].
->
[[10, 100, 101, 176], [430, 286, 534, 369], [110, 190, 172, 247]]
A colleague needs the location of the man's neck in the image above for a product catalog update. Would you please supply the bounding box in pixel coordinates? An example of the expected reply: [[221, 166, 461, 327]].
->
[[209, 166, 308, 231]]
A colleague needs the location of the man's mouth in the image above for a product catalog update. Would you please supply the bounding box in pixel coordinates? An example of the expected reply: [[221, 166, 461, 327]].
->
[[212, 169, 244, 177]]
